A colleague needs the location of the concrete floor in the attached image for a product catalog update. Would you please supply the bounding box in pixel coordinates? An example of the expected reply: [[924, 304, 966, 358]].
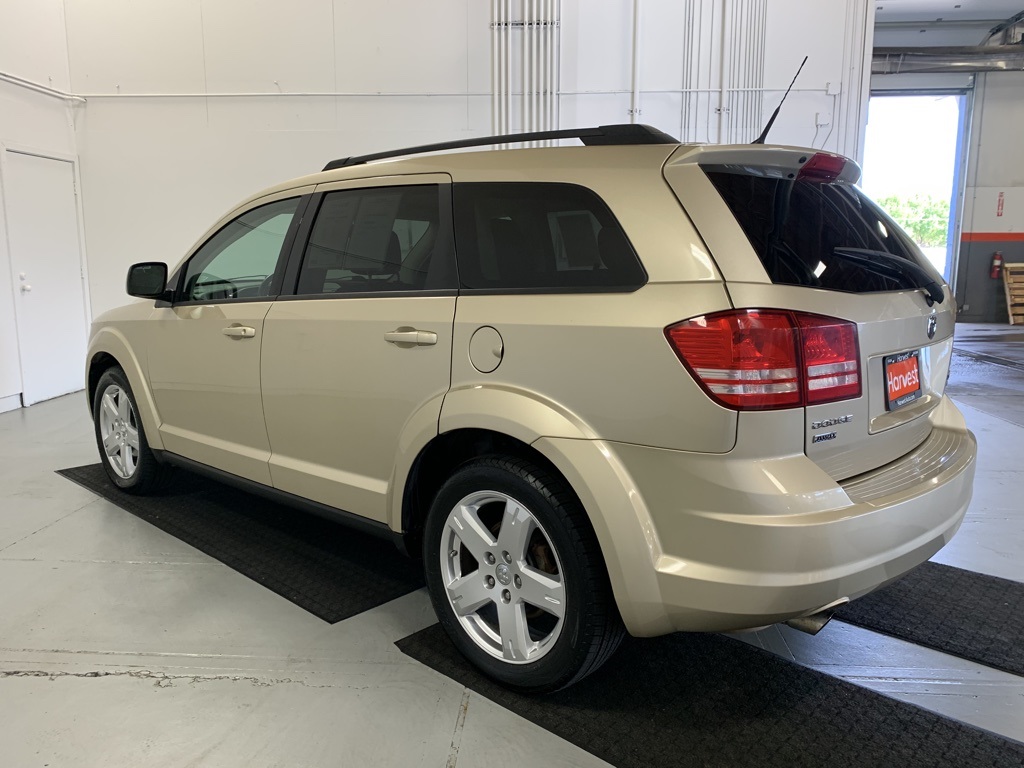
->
[[954, 322, 1024, 370], [1, 344, 1023, 765]]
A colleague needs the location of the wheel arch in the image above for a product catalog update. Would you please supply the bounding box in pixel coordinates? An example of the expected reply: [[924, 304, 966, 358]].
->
[[393, 383, 599, 549], [400, 425, 670, 636], [399, 427, 568, 554], [86, 329, 164, 450], [393, 381, 671, 634]]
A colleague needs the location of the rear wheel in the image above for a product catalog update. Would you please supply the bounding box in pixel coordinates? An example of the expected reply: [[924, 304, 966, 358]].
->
[[423, 456, 624, 693], [92, 366, 168, 494]]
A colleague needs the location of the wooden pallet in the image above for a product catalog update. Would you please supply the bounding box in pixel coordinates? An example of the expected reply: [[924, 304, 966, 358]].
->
[[1005, 263, 1024, 325]]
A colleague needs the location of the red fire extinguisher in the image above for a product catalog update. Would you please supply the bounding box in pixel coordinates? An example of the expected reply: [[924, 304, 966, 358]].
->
[[991, 251, 1004, 280]]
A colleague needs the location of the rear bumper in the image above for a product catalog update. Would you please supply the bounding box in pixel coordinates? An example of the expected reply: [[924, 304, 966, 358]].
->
[[652, 426, 973, 632], [536, 396, 976, 636]]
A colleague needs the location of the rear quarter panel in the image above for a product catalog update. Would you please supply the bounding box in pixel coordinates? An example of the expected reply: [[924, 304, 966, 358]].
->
[[444, 283, 738, 452]]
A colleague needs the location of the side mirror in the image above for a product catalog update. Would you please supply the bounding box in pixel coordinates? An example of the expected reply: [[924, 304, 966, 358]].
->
[[126, 262, 169, 299]]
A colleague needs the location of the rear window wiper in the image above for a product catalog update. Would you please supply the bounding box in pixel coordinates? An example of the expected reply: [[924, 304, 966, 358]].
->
[[832, 247, 944, 305]]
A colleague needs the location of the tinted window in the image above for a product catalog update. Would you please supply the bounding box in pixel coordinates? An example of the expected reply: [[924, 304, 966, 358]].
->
[[181, 198, 300, 301], [296, 185, 449, 295], [704, 167, 936, 294], [453, 182, 646, 291]]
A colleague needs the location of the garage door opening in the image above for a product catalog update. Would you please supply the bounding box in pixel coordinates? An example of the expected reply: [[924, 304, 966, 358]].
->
[[861, 93, 970, 285]]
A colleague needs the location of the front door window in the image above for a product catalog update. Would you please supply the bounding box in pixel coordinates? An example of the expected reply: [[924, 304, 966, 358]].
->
[[181, 197, 300, 302]]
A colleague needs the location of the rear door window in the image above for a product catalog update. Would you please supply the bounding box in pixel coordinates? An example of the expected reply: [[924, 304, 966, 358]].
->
[[703, 167, 937, 294], [295, 185, 453, 295], [453, 182, 646, 292]]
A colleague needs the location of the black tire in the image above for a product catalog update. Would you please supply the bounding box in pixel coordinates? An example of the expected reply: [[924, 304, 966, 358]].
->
[[423, 456, 625, 693], [92, 366, 168, 494]]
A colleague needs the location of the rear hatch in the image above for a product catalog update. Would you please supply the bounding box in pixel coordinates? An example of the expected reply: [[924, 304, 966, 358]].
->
[[662, 145, 954, 480]]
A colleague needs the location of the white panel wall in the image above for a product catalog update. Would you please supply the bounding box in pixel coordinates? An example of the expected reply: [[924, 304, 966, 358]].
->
[[63, 1, 207, 94], [966, 74, 1024, 194], [0, 0, 78, 409], [560, 0, 873, 158], [0, 0, 72, 90], [65, 0, 493, 317]]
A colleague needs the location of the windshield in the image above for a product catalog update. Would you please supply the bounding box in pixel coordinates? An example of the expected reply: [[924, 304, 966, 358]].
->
[[703, 165, 941, 295]]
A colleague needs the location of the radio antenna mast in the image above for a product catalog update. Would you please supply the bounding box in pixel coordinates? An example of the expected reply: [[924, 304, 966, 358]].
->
[[752, 56, 808, 145]]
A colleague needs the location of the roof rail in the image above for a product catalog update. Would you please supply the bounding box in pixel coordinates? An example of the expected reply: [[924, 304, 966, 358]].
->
[[321, 123, 679, 172]]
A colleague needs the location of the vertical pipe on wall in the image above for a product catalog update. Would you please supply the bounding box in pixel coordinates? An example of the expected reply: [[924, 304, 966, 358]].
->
[[755, 1, 762, 141], [536, 0, 543, 134], [680, 0, 691, 141], [717, 0, 728, 143], [746, 0, 754, 141], [630, 0, 642, 123], [736, 1, 745, 142], [524, 0, 532, 138], [533, 0, 539, 135], [492, 0, 499, 134], [555, 0, 561, 131], [552, 0, 561, 135], [532, 0, 540, 135], [753, 0, 761, 141], [728, 0, 737, 142], [541, 0, 549, 135], [546, 0, 553, 131], [499, 0, 506, 135], [550, 0, 558, 134], [499, 0, 507, 134], [521, 0, 528, 139]]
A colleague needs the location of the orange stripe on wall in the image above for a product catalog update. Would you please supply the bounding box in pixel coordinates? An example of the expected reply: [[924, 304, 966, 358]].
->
[[960, 232, 1024, 243]]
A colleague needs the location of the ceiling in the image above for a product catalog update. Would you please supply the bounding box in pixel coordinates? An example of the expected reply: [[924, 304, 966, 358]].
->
[[875, 1, 1024, 23]]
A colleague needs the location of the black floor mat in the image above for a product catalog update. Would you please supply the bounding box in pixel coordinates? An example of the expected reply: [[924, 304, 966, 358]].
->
[[398, 624, 1024, 768], [835, 560, 1024, 677], [58, 464, 423, 623]]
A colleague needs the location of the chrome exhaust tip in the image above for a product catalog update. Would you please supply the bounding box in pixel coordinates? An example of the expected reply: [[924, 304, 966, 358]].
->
[[784, 597, 850, 636]]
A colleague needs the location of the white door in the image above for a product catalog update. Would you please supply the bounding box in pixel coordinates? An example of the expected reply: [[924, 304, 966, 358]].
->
[[3, 151, 89, 406]]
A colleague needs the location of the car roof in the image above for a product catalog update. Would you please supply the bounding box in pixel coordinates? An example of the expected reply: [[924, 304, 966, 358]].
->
[[243, 143, 685, 206], [238, 139, 858, 211]]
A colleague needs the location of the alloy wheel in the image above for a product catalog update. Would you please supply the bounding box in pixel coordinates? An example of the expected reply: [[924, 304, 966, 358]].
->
[[440, 490, 566, 664], [98, 384, 140, 479]]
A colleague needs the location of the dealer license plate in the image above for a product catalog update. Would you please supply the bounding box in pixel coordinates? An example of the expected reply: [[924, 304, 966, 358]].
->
[[884, 350, 922, 411]]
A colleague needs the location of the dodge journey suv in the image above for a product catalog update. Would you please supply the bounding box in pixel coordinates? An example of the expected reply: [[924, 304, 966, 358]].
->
[[86, 124, 977, 692]]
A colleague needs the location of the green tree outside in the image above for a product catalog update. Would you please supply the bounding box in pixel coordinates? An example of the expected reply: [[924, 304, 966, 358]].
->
[[875, 194, 950, 248]]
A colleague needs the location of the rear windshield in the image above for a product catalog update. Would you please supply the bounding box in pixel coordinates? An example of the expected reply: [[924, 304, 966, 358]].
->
[[703, 166, 936, 294]]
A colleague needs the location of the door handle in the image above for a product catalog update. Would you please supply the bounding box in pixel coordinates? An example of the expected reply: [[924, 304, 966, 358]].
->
[[222, 326, 256, 338], [384, 328, 437, 346]]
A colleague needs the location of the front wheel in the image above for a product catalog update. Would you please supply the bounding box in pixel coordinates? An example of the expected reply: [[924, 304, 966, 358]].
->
[[92, 366, 168, 494], [423, 456, 624, 693]]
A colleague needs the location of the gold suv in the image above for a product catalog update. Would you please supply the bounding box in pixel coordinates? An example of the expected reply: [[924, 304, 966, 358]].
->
[[86, 125, 977, 692]]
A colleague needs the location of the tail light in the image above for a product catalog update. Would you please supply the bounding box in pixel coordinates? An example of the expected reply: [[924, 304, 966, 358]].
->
[[665, 310, 861, 410]]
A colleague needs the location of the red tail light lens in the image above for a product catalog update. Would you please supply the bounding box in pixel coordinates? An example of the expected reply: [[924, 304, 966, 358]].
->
[[666, 310, 861, 410], [664, 311, 800, 409], [797, 314, 861, 403]]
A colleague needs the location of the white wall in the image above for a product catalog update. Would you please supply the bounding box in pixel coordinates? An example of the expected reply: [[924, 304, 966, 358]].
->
[[561, 0, 874, 158], [66, 0, 493, 317], [61, 0, 875, 318], [0, 0, 79, 409]]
